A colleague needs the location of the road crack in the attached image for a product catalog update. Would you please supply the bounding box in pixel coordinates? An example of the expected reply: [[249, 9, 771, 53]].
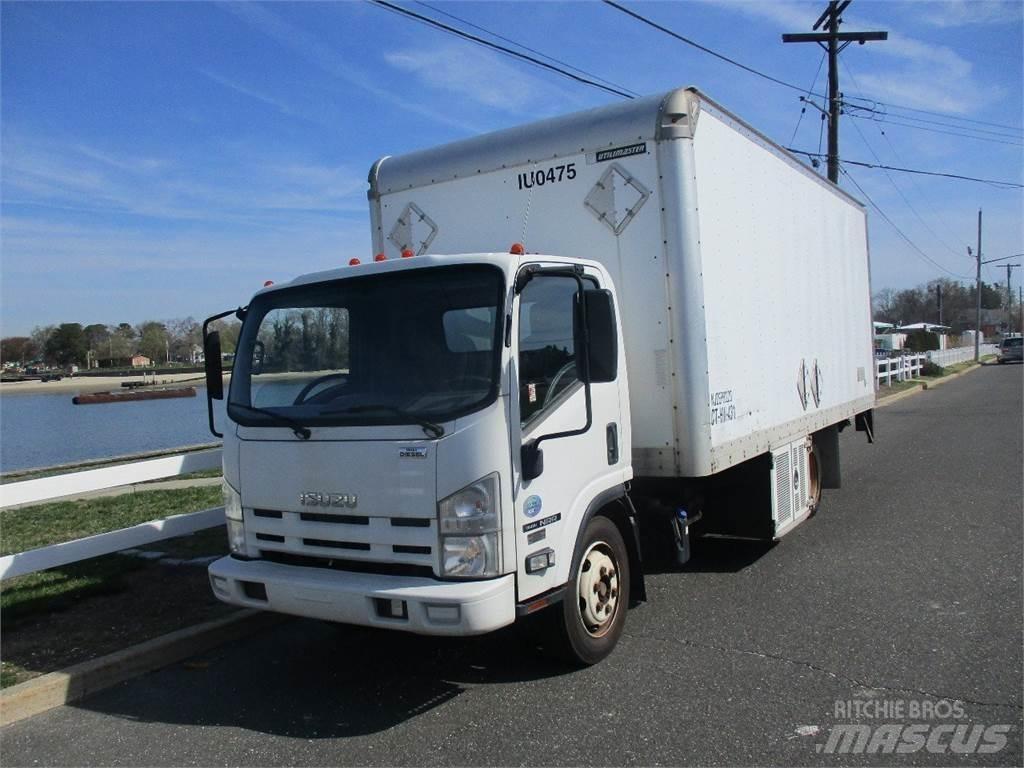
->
[[625, 630, 1023, 712]]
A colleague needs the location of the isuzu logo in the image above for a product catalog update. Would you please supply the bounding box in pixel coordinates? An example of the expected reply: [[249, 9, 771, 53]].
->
[[299, 492, 358, 508]]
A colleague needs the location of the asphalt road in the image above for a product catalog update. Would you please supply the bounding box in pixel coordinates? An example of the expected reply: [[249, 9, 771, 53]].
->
[[4, 364, 1022, 766]]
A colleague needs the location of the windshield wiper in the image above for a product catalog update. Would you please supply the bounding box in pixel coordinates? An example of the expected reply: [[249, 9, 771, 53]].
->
[[322, 404, 445, 439], [231, 403, 311, 440]]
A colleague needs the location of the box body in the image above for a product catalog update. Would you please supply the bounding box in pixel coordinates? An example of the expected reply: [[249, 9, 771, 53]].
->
[[369, 88, 874, 477]]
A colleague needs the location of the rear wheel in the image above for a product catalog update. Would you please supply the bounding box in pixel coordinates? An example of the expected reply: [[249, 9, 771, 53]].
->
[[547, 515, 629, 666], [807, 441, 823, 514]]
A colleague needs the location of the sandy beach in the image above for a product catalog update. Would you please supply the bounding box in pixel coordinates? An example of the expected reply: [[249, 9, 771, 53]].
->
[[0, 372, 217, 396]]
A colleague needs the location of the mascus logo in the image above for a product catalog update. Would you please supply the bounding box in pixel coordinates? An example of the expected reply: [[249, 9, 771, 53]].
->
[[299, 492, 358, 508]]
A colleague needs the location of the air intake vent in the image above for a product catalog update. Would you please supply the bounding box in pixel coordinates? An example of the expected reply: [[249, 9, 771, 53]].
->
[[302, 538, 371, 551], [390, 518, 431, 528], [774, 450, 793, 526], [392, 545, 431, 555], [300, 513, 369, 525]]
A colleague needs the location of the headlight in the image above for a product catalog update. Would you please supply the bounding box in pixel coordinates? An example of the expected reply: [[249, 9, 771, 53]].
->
[[222, 481, 247, 555], [438, 473, 502, 578], [226, 518, 247, 555], [223, 480, 243, 521]]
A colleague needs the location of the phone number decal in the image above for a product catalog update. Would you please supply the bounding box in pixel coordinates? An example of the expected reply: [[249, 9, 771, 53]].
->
[[517, 162, 577, 191]]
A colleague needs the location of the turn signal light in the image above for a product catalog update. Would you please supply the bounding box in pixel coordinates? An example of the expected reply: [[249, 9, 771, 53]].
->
[[510, 243, 525, 255]]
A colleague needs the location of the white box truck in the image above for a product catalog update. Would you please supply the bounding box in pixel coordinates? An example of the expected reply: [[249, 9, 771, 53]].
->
[[202, 87, 875, 665]]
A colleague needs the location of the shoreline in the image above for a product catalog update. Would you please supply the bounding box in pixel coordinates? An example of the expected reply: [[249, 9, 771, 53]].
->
[[0, 372, 218, 397]]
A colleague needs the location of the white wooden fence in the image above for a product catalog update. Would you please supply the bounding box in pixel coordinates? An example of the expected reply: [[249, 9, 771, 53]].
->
[[876, 344, 998, 386], [0, 447, 224, 580], [926, 344, 998, 367], [875, 353, 925, 386]]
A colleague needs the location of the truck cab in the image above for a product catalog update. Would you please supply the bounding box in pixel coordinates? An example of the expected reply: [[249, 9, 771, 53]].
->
[[204, 250, 638, 664]]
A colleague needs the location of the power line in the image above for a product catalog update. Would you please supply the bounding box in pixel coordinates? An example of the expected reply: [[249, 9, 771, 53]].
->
[[789, 53, 826, 147], [846, 115, 968, 260], [849, 113, 1023, 147], [846, 96, 1024, 133], [840, 167, 973, 280], [848, 107, 1022, 140], [369, 0, 636, 99], [412, 1, 639, 96], [845, 103, 1023, 141], [602, 0, 814, 95], [787, 150, 1022, 188], [839, 58, 972, 259], [604, 1, 1022, 139]]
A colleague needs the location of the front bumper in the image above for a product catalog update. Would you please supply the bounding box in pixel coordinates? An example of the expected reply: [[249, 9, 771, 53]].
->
[[208, 556, 516, 636]]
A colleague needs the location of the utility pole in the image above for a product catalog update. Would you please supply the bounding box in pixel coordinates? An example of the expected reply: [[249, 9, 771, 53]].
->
[[974, 209, 982, 362], [1002, 264, 1021, 333], [936, 284, 943, 325], [783, 1, 887, 184]]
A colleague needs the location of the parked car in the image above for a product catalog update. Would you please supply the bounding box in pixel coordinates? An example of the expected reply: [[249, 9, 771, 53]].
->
[[997, 336, 1022, 364]]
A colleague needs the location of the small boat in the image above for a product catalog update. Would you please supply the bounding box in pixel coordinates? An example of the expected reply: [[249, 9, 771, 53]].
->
[[72, 387, 197, 405]]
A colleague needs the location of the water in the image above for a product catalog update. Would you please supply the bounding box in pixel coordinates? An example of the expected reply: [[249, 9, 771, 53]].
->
[[0, 389, 227, 472]]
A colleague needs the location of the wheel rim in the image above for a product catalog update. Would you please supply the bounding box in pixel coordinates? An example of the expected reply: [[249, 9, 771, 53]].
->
[[577, 541, 620, 637], [808, 449, 822, 509]]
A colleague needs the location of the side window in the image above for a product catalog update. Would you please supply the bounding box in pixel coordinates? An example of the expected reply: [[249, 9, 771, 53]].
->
[[518, 276, 579, 426]]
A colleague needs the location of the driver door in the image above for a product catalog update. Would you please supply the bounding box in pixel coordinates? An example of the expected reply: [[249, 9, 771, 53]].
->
[[511, 269, 623, 601]]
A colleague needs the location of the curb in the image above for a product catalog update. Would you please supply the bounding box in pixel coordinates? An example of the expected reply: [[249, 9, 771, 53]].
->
[[0, 609, 285, 728], [922, 362, 981, 389], [876, 383, 925, 408], [875, 362, 983, 408]]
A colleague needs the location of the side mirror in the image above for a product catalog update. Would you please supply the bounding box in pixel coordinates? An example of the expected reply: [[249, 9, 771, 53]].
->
[[580, 289, 618, 384], [521, 441, 545, 481], [204, 331, 224, 400]]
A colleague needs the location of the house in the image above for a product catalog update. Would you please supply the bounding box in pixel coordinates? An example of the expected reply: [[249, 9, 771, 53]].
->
[[130, 354, 152, 368], [873, 321, 905, 352], [894, 322, 951, 350]]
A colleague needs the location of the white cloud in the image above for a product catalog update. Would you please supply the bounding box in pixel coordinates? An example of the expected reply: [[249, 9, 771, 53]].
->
[[918, 1, 1023, 28], [385, 45, 539, 111], [1, 133, 367, 225], [221, 3, 484, 134], [700, 0, 1006, 115]]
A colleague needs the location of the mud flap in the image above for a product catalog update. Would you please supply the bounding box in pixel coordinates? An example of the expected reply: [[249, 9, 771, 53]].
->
[[855, 409, 875, 443]]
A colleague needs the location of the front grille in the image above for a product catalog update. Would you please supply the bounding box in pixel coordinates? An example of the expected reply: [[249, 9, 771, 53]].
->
[[259, 549, 435, 579], [243, 507, 437, 570]]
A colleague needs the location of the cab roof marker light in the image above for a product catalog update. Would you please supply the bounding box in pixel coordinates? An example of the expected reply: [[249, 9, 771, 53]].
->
[[375, 253, 388, 262], [510, 243, 525, 255], [263, 280, 274, 287], [349, 258, 361, 266], [401, 249, 414, 258]]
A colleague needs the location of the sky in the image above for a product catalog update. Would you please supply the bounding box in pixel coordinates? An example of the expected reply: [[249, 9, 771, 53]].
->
[[1, 0, 1021, 336]]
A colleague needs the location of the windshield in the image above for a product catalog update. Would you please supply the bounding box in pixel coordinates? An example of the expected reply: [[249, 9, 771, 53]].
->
[[228, 264, 505, 428]]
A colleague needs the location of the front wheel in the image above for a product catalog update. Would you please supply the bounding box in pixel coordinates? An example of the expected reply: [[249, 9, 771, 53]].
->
[[547, 515, 630, 666]]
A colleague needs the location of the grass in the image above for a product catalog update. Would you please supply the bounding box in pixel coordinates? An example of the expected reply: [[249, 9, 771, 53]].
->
[[1, 555, 145, 622], [0, 485, 222, 556]]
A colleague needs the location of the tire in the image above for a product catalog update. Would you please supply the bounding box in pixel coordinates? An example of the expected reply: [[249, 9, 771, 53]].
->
[[807, 441, 823, 515], [546, 515, 630, 666]]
